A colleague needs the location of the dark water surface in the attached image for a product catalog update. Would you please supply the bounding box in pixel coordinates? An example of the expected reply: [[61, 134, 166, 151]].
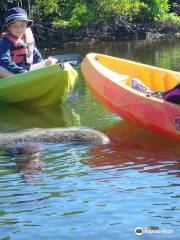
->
[[0, 37, 180, 240]]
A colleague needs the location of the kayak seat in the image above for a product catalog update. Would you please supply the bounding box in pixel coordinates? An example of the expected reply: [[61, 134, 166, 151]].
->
[[107, 69, 129, 84], [95, 60, 130, 85]]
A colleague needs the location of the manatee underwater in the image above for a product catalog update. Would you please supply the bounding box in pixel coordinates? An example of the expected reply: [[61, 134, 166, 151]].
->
[[1, 128, 109, 174]]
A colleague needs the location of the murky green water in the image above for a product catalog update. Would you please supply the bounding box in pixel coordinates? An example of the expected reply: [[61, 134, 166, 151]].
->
[[0, 37, 180, 240]]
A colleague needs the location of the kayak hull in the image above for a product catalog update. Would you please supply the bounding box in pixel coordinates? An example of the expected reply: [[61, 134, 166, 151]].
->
[[0, 63, 77, 107], [81, 53, 180, 140]]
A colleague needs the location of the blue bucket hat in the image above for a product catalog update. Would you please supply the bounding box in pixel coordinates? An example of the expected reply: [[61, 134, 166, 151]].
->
[[2, 7, 33, 29]]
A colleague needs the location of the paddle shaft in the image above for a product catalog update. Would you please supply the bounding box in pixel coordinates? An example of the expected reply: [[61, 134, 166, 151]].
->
[[51, 54, 83, 66]]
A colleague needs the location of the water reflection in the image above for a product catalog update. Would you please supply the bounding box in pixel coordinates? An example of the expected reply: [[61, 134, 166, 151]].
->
[[84, 121, 180, 176], [44, 36, 180, 71], [0, 104, 81, 132]]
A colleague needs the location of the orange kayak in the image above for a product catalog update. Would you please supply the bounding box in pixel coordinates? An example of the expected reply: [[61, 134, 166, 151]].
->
[[81, 53, 180, 140]]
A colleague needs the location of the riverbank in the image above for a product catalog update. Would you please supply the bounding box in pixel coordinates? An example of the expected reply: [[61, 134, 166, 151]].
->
[[36, 15, 180, 47]]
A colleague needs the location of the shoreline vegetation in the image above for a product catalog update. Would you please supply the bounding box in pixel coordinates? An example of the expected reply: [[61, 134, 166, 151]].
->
[[0, 0, 180, 47]]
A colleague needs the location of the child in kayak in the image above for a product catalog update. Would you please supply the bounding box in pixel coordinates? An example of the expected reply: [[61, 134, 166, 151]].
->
[[0, 7, 56, 77]]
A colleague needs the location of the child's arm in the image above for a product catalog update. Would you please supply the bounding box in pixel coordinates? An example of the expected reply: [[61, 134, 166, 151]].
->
[[33, 46, 44, 64], [0, 39, 28, 74]]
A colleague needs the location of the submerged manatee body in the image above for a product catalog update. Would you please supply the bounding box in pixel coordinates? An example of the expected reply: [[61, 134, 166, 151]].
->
[[0, 128, 109, 146]]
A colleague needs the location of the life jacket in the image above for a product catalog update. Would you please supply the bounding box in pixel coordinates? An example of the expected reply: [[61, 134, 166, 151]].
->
[[3, 28, 35, 65]]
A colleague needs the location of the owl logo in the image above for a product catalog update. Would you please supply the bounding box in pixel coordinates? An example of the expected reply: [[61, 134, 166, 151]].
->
[[172, 116, 180, 131]]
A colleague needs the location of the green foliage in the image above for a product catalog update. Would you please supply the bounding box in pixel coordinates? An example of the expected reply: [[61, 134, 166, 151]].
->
[[99, 0, 141, 16], [139, 0, 169, 20], [32, 0, 59, 15], [162, 12, 180, 23], [52, 0, 142, 28], [0, 0, 179, 29]]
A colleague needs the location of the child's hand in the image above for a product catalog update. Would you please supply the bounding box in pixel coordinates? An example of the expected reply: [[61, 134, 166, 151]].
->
[[45, 57, 57, 66]]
